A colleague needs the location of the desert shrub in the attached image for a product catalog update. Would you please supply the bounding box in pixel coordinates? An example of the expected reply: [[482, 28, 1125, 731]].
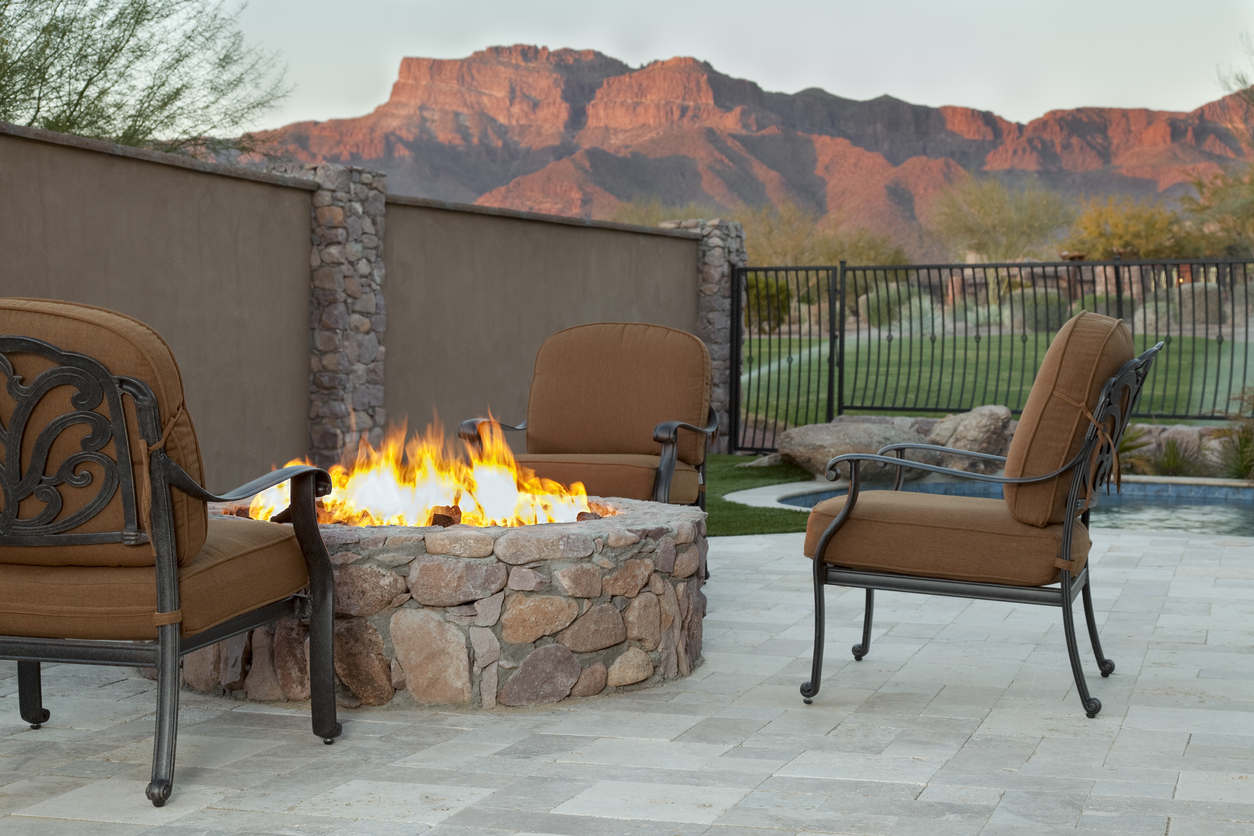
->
[[859, 285, 928, 329], [1001, 288, 1068, 332], [1214, 386, 1254, 480], [1151, 437, 1209, 477], [1118, 424, 1154, 474], [1071, 294, 1136, 320], [895, 295, 943, 337], [745, 273, 792, 333]]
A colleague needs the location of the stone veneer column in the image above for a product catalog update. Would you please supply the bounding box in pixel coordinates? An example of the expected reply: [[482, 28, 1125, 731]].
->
[[270, 162, 388, 468], [658, 218, 746, 454]]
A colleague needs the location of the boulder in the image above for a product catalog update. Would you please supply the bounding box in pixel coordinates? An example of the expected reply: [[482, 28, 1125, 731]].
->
[[778, 422, 937, 481], [497, 644, 581, 706], [926, 405, 1013, 473], [390, 609, 471, 705]]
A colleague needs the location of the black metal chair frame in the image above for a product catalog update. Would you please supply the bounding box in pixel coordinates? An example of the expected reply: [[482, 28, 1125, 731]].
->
[[458, 406, 719, 510], [801, 344, 1162, 718], [0, 335, 341, 807]]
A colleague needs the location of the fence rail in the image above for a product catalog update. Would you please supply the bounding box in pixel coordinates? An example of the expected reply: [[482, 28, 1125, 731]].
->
[[731, 258, 1254, 453]]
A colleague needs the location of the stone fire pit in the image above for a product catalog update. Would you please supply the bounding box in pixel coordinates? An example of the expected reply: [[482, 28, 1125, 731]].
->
[[182, 498, 707, 709]]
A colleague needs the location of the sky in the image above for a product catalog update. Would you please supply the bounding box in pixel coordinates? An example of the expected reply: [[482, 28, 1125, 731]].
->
[[238, 0, 1254, 129]]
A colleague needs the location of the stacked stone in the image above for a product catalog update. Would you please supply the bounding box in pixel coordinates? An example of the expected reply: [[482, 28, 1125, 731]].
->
[[185, 498, 708, 709], [269, 162, 388, 468], [658, 218, 746, 454]]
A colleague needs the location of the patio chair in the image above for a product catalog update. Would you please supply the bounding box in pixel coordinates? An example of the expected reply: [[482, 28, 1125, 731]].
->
[[459, 322, 717, 508], [800, 312, 1162, 717], [0, 298, 341, 807]]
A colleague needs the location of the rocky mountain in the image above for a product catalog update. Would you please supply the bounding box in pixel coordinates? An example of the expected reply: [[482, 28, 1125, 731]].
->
[[270, 45, 1252, 257]]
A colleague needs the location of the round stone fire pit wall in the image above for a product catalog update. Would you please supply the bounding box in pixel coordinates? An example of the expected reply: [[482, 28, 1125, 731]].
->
[[186, 498, 707, 709]]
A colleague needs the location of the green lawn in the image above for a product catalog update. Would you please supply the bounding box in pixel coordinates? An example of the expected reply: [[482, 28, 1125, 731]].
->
[[703, 454, 813, 537], [740, 333, 1249, 426]]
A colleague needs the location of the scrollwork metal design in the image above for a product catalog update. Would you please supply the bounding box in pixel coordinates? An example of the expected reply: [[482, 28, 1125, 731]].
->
[[0, 337, 140, 545]]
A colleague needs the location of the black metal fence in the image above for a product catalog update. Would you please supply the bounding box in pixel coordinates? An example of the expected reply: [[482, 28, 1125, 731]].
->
[[732, 258, 1254, 452]]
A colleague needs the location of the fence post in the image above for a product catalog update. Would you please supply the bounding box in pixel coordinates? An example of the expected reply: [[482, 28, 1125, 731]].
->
[[730, 266, 743, 453], [1113, 253, 1124, 321], [836, 261, 846, 417]]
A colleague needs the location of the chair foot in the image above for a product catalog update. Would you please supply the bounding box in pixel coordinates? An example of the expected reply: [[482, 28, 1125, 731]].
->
[[146, 780, 171, 807], [1099, 659, 1115, 677], [1084, 697, 1102, 718], [852, 644, 866, 661], [323, 737, 336, 745], [800, 681, 818, 703]]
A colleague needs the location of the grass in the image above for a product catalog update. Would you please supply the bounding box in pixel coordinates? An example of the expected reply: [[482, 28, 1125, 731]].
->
[[740, 333, 1250, 426], [703, 454, 814, 536]]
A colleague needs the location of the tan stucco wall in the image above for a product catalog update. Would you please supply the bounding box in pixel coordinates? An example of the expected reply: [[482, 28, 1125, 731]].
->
[[0, 132, 312, 489], [383, 203, 700, 437]]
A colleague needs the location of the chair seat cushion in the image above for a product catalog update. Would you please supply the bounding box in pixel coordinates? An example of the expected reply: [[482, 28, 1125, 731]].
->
[[515, 453, 700, 505], [803, 491, 1090, 587], [0, 516, 309, 641]]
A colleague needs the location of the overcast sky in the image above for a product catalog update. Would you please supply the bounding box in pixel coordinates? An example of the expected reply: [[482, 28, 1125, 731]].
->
[[239, 0, 1254, 129]]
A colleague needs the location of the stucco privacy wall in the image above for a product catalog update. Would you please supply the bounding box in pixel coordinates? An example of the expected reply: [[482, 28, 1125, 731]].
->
[[0, 126, 313, 490], [382, 198, 701, 435]]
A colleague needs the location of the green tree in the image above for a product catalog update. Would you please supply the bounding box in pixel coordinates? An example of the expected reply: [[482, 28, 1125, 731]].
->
[[929, 177, 1075, 262], [1180, 167, 1254, 257], [1063, 195, 1200, 259], [738, 201, 907, 267], [0, 0, 288, 155]]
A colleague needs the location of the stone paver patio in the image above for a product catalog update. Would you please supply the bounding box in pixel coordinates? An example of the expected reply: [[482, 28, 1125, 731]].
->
[[0, 528, 1251, 835]]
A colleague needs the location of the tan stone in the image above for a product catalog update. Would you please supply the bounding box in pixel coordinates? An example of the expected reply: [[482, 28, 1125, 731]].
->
[[674, 522, 695, 545], [390, 609, 471, 705], [553, 563, 601, 598], [481, 662, 498, 709], [603, 558, 654, 597], [571, 662, 608, 697], [497, 644, 581, 706], [244, 627, 285, 701], [659, 582, 680, 632], [470, 625, 501, 670], [425, 527, 497, 558], [672, 545, 700, 579], [475, 590, 505, 626], [607, 647, 653, 687], [494, 530, 594, 564], [652, 537, 677, 573], [623, 592, 661, 651], [390, 658, 405, 691], [273, 616, 311, 701], [408, 555, 507, 607], [500, 595, 578, 644], [556, 603, 627, 653], [507, 566, 548, 591], [605, 529, 641, 549], [315, 206, 345, 228], [648, 572, 668, 596], [334, 565, 409, 616], [333, 619, 394, 706], [182, 644, 219, 692]]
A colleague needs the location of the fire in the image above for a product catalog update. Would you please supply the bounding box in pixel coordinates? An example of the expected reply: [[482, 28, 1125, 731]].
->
[[249, 421, 592, 527]]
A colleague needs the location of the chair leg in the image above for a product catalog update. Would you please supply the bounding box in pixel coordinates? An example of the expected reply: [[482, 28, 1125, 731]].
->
[[1061, 585, 1102, 718], [147, 623, 181, 807], [800, 571, 826, 704], [308, 575, 342, 744], [852, 589, 874, 660], [1081, 576, 1116, 677], [17, 661, 50, 729]]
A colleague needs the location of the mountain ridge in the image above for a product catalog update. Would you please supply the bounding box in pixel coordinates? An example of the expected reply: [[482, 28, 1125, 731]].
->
[[267, 45, 1252, 257]]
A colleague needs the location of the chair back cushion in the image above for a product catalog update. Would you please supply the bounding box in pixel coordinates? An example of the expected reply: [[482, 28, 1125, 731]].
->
[[526, 323, 712, 466], [0, 298, 208, 566], [1003, 311, 1134, 527]]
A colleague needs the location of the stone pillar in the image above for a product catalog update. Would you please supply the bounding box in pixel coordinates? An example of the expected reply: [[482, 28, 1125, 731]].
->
[[659, 218, 746, 454], [271, 162, 388, 468]]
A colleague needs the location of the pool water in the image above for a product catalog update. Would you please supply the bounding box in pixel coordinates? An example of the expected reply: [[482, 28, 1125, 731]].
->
[[777, 484, 1254, 537]]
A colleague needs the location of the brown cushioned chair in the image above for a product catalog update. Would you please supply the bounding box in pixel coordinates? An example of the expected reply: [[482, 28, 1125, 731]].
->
[[458, 322, 717, 507], [800, 312, 1162, 717], [0, 298, 341, 807]]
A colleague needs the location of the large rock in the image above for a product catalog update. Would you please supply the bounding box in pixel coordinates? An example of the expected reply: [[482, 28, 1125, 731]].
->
[[571, 662, 608, 697], [623, 591, 661, 651], [607, 646, 653, 687], [273, 616, 310, 701], [182, 644, 219, 692], [497, 644, 581, 706], [602, 558, 653, 597], [926, 405, 1013, 474], [408, 556, 507, 607], [778, 422, 937, 481], [218, 633, 250, 691], [500, 594, 579, 644], [557, 603, 627, 653], [244, 627, 285, 701], [333, 619, 394, 706], [390, 609, 471, 705], [553, 564, 601, 598], [494, 530, 595, 564], [335, 565, 409, 616]]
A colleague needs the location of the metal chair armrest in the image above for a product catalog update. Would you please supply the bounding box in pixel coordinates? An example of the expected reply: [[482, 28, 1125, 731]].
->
[[824, 450, 1079, 485], [457, 417, 527, 443], [652, 408, 719, 504], [163, 462, 332, 504], [875, 442, 1008, 464]]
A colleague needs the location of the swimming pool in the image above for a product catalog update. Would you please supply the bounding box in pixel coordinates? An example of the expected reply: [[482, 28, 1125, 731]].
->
[[775, 479, 1254, 537]]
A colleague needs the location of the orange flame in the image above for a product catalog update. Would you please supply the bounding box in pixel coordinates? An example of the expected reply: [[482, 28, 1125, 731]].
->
[[248, 420, 591, 527]]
